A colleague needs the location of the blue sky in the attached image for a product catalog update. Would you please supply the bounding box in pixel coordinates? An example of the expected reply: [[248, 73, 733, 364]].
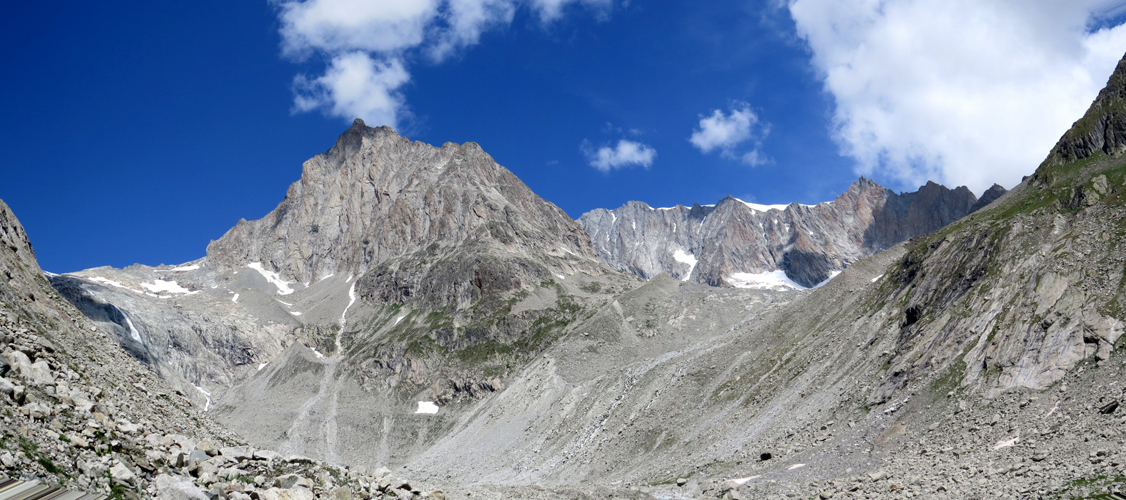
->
[[3, 0, 1126, 273]]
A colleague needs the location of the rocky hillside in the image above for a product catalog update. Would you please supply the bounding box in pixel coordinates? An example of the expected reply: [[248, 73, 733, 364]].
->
[[579, 178, 1005, 288], [0, 199, 450, 500]]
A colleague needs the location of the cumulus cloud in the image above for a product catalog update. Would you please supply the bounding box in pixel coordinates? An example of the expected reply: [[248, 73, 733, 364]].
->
[[275, 0, 613, 128], [787, 0, 1126, 193], [293, 52, 411, 126], [690, 104, 771, 166], [583, 139, 657, 172]]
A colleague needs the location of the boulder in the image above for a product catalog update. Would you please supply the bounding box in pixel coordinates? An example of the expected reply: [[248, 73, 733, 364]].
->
[[274, 474, 311, 489], [153, 474, 209, 500], [109, 462, 137, 486]]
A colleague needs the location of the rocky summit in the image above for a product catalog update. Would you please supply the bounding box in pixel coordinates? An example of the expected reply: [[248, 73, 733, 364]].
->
[[8, 52, 1126, 500]]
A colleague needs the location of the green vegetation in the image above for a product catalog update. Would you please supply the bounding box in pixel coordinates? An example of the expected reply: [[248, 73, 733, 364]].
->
[[37, 456, 60, 474], [579, 281, 602, 293]]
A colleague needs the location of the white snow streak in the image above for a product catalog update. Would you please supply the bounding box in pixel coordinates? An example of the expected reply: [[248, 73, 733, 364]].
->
[[733, 197, 818, 213], [141, 279, 197, 295], [193, 384, 213, 412], [122, 311, 142, 343], [415, 401, 439, 414], [89, 277, 133, 291], [812, 271, 842, 288], [993, 436, 1020, 450], [247, 262, 295, 295], [672, 249, 698, 281], [231, 293, 239, 303], [167, 264, 200, 271], [339, 282, 357, 350], [787, 463, 805, 470], [258, 362, 268, 371], [871, 274, 884, 283]]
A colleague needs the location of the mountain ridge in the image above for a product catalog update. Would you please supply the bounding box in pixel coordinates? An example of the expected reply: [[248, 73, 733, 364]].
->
[[579, 176, 1003, 288]]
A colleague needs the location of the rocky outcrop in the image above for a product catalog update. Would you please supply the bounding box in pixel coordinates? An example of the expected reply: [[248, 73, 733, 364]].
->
[[579, 178, 995, 288]]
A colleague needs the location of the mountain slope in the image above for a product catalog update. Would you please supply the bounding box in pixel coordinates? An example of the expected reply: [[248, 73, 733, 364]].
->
[[578, 178, 1003, 288]]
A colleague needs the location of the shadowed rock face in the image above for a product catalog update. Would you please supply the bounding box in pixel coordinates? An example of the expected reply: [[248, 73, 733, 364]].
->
[[206, 119, 598, 288], [578, 178, 998, 288]]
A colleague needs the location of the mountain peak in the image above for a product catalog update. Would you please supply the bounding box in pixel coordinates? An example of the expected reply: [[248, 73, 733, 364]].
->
[[205, 123, 596, 287]]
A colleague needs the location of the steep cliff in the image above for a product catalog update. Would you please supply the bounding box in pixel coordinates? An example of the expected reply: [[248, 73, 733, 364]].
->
[[579, 178, 995, 288]]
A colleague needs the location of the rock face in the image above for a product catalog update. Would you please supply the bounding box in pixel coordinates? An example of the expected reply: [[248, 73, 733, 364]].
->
[[578, 178, 999, 288], [206, 118, 597, 289]]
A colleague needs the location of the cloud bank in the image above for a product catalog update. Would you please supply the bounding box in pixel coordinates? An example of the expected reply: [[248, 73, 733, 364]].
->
[[690, 104, 770, 166], [584, 139, 657, 172], [276, 0, 613, 127], [788, 0, 1126, 193]]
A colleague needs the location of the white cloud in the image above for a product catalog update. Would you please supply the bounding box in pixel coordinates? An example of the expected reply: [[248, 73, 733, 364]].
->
[[293, 52, 411, 127], [530, 0, 612, 22], [276, 0, 613, 127], [788, 0, 1126, 193], [690, 104, 771, 165], [584, 139, 657, 172], [277, 0, 439, 58]]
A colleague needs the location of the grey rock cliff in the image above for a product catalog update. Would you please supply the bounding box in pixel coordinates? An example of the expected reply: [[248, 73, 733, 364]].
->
[[206, 119, 598, 287], [578, 178, 998, 288]]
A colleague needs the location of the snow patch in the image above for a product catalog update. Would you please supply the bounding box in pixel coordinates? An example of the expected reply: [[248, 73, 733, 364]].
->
[[318, 273, 335, 282], [993, 436, 1020, 450], [340, 282, 357, 329], [728, 271, 807, 290], [258, 362, 268, 371], [290, 311, 303, 316], [554, 274, 565, 280], [247, 262, 295, 295], [672, 249, 698, 281], [141, 279, 197, 295], [89, 276, 133, 291], [231, 294, 239, 303], [415, 401, 439, 414], [812, 271, 842, 288], [276, 299, 294, 307], [787, 463, 805, 470], [733, 197, 816, 213], [167, 264, 200, 272], [871, 274, 884, 283], [730, 476, 759, 485], [122, 311, 142, 343], [193, 384, 213, 412], [560, 246, 577, 257]]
